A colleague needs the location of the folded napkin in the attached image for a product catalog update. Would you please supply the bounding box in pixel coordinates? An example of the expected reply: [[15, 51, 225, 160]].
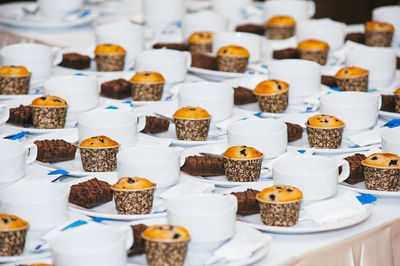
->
[[159, 181, 215, 201], [348, 128, 383, 147]]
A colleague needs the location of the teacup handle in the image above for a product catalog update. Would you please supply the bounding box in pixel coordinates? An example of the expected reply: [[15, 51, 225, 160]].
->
[[307, 1, 316, 17], [116, 226, 134, 250], [144, 28, 160, 47], [137, 114, 147, 132], [25, 143, 38, 165], [51, 47, 63, 66], [182, 51, 192, 69], [0, 105, 10, 124], [377, 94, 382, 111], [337, 159, 350, 183]]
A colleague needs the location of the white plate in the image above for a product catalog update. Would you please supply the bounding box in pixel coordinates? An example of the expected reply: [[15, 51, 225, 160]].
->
[[379, 110, 400, 121], [222, 183, 372, 234]]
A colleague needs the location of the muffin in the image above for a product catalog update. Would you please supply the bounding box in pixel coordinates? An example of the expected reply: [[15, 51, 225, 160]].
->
[[188, 31, 214, 53], [142, 225, 190, 266], [256, 185, 302, 227], [267, 16, 295, 40], [173, 107, 211, 141], [305, 114, 345, 149], [297, 39, 330, 65], [0, 214, 29, 256], [335, 67, 369, 92], [130, 71, 165, 101], [78, 136, 119, 172], [30, 96, 68, 129], [393, 88, 400, 113], [19, 264, 54, 266], [222, 145, 264, 182], [365, 21, 395, 47], [253, 80, 289, 113], [111, 177, 156, 215], [216, 45, 249, 73], [362, 153, 400, 191], [0, 66, 31, 95], [94, 44, 126, 71]]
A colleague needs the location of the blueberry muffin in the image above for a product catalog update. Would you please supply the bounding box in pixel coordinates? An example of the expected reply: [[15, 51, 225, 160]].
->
[[173, 107, 211, 141], [305, 114, 345, 149], [267, 16, 296, 40], [253, 80, 289, 113], [94, 44, 126, 71], [393, 88, 400, 113], [79, 136, 119, 172], [217, 45, 250, 73], [130, 71, 165, 101], [365, 21, 394, 47], [362, 153, 400, 191], [188, 31, 214, 53], [0, 214, 29, 256], [297, 39, 330, 65], [0, 66, 31, 95], [30, 96, 68, 129], [335, 67, 369, 92]]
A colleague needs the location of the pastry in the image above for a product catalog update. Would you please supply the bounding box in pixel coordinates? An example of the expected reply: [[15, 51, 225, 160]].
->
[[0, 66, 31, 95], [153, 43, 189, 51], [130, 71, 165, 101], [343, 153, 367, 184], [362, 153, 400, 191], [267, 16, 296, 40], [253, 79, 289, 113], [68, 178, 113, 209], [190, 52, 218, 70], [345, 32, 365, 44], [236, 23, 266, 36], [233, 86, 257, 105], [286, 122, 303, 141], [256, 185, 302, 227], [305, 114, 345, 149], [222, 145, 263, 182], [30, 96, 68, 129], [78, 136, 119, 172], [141, 116, 170, 133], [0, 214, 28, 256], [381, 94, 396, 112], [18, 264, 54, 266], [321, 75, 337, 88], [111, 177, 156, 215], [180, 155, 225, 176], [297, 39, 330, 65], [142, 224, 190, 266], [335, 67, 369, 92], [272, 48, 299, 60], [94, 44, 126, 71], [365, 21, 394, 47], [7, 104, 32, 127], [34, 139, 76, 163], [231, 188, 260, 216], [393, 88, 400, 113], [216, 45, 249, 73], [188, 31, 214, 53], [59, 53, 91, 70], [128, 224, 148, 256], [173, 107, 211, 141], [100, 78, 132, 99]]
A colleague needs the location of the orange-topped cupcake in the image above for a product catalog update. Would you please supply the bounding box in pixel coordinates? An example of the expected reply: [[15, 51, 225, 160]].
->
[[298, 39, 330, 65], [95, 44, 126, 54], [130, 71, 165, 101], [112, 177, 156, 190], [173, 107, 211, 141], [0, 214, 29, 256], [217, 45, 250, 57], [131, 72, 165, 83], [335, 67, 369, 78], [363, 153, 400, 168], [222, 145, 263, 159], [306, 114, 345, 149], [173, 107, 211, 119], [79, 136, 119, 172], [307, 114, 344, 128], [254, 80, 289, 94], [30, 96, 68, 129], [267, 16, 296, 26], [95, 44, 126, 71], [79, 136, 119, 148], [31, 96, 68, 107], [365, 21, 395, 47], [253, 80, 289, 113], [298, 39, 330, 50], [188, 32, 214, 53], [258, 185, 303, 202], [217, 45, 249, 73], [143, 225, 190, 241], [267, 15, 296, 40], [335, 67, 369, 92], [393, 88, 400, 95], [362, 153, 400, 191], [0, 66, 30, 76]]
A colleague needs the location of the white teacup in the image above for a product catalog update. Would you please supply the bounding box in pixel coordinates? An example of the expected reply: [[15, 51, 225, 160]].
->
[[227, 118, 287, 159], [381, 127, 400, 155], [135, 49, 191, 84], [78, 109, 146, 148], [211, 0, 251, 19], [178, 82, 233, 121], [182, 11, 226, 40], [346, 47, 396, 88], [168, 194, 237, 252], [0, 183, 68, 230], [38, 0, 83, 19], [0, 140, 37, 183], [117, 146, 180, 190], [264, 0, 316, 23], [0, 105, 9, 125], [273, 155, 350, 200], [143, 0, 185, 28], [372, 5, 400, 47], [213, 32, 263, 63], [320, 92, 381, 131]]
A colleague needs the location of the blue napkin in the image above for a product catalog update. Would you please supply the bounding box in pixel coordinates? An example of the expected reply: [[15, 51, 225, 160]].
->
[[382, 119, 400, 128], [4, 131, 29, 140], [48, 169, 70, 182], [356, 194, 377, 205]]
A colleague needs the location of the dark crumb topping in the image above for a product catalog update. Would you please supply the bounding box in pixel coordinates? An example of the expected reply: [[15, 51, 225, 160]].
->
[[286, 188, 293, 192], [98, 138, 105, 143], [127, 178, 136, 184], [371, 156, 378, 160], [143, 72, 151, 76], [389, 160, 398, 166], [2, 218, 8, 224], [240, 149, 247, 156], [269, 194, 276, 201], [40, 96, 47, 100], [53, 98, 62, 103], [223, 49, 228, 54], [172, 233, 180, 239], [189, 108, 196, 111]]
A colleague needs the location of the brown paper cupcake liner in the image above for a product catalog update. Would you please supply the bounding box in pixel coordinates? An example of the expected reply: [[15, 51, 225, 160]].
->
[[223, 156, 263, 182], [79, 146, 119, 172], [188, 42, 213, 53], [365, 30, 393, 47], [255, 90, 288, 113], [31, 106, 68, 129], [144, 239, 189, 266], [131, 82, 164, 101], [394, 95, 400, 113], [267, 25, 295, 40], [306, 126, 344, 149], [0, 75, 30, 95], [95, 54, 125, 72], [112, 187, 155, 215], [298, 49, 329, 65], [257, 199, 301, 227], [217, 56, 249, 73], [174, 117, 211, 141], [0, 228, 27, 256], [335, 74, 369, 92], [363, 164, 400, 191]]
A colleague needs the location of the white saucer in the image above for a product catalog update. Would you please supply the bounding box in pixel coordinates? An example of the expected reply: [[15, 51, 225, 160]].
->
[[379, 110, 400, 121]]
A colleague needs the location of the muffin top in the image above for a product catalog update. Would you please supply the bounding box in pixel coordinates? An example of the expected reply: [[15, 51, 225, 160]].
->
[[79, 136, 119, 148], [0, 65, 30, 76], [297, 39, 330, 50], [188, 31, 214, 43], [306, 114, 344, 128], [254, 80, 289, 94], [217, 45, 250, 57], [31, 96, 68, 107], [112, 177, 156, 190], [363, 153, 400, 168], [130, 71, 165, 83], [222, 145, 263, 159], [95, 44, 126, 55], [366, 21, 395, 32], [393, 88, 400, 95], [257, 185, 302, 202], [335, 67, 369, 78], [20, 264, 54, 266], [142, 224, 190, 241], [0, 214, 28, 230], [173, 106, 211, 119], [267, 15, 296, 26]]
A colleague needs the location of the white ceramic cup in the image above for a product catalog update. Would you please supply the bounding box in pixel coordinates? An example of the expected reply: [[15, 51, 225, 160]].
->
[[227, 118, 287, 159], [264, 0, 316, 23], [168, 194, 237, 252], [320, 92, 381, 131], [211, 0, 251, 19], [178, 82, 233, 121], [38, 0, 83, 19], [381, 127, 400, 155], [273, 155, 350, 200], [182, 11, 226, 40], [268, 59, 321, 103], [78, 109, 146, 148], [0, 105, 9, 125], [372, 5, 400, 47], [0, 183, 68, 230], [0, 43, 62, 85], [135, 49, 191, 84], [143, 0, 185, 28], [346, 47, 396, 88], [117, 146, 180, 189]]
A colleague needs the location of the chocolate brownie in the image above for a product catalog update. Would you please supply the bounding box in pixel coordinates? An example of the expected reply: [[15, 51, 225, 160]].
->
[[34, 139, 76, 163], [128, 224, 148, 256], [153, 43, 189, 51], [231, 189, 260, 216], [141, 116, 170, 133], [234, 86, 257, 105], [272, 48, 299, 60], [7, 105, 32, 127], [59, 53, 91, 70], [345, 32, 365, 44], [68, 178, 113, 209], [343, 153, 367, 184], [381, 95, 396, 112], [397, 57, 400, 70], [285, 122, 303, 142], [191, 52, 218, 70], [100, 79, 132, 99], [236, 24, 266, 36], [321, 75, 337, 88], [181, 155, 225, 176]]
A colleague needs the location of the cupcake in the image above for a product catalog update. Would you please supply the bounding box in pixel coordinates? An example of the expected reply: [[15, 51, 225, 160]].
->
[[173, 107, 211, 141], [297, 39, 330, 65], [0, 66, 31, 95], [216, 45, 249, 73], [222, 145, 264, 182], [365, 21, 395, 47], [0, 214, 29, 256], [111, 177, 156, 215], [94, 44, 126, 72], [130, 71, 165, 101], [253, 80, 289, 113], [142, 224, 190, 266], [362, 153, 400, 191], [334, 67, 369, 92], [256, 185, 302, 227], [266, 16, 296, 40], [305, 114, 345, 149], [78, 136, 119, 172], [30, 96, 68, 129], [393, 88, 400, 113], [188, 31, 214, 53]]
